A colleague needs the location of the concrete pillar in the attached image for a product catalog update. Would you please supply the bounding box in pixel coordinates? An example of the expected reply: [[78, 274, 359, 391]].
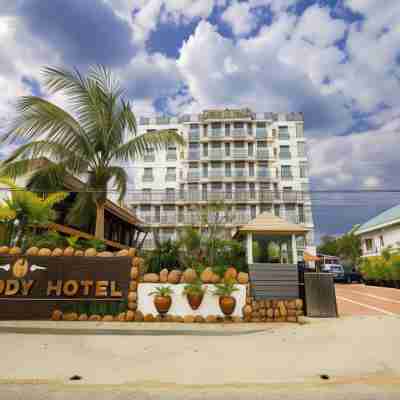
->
[[247, 233, 253, 265], [292, 234, 298, 265]]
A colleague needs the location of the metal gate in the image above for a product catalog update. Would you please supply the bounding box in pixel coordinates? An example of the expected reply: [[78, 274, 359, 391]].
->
[[304, 273, 338, 317], [249, 263, 300, 300]]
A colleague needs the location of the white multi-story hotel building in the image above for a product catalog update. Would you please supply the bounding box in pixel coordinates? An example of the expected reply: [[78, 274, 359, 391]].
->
[[129, 109, 315, 256]]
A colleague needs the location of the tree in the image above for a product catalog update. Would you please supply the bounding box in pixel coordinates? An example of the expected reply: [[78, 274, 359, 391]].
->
[[0, 66, 185, 239], [0, 177, 67, 246], [317, 235, 339, 256], [337, 233, 361, 267]]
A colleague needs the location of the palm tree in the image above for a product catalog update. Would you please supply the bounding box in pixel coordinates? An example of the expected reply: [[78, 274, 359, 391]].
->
[[0, 66, 185, 239], [0, 177, 67, 246]]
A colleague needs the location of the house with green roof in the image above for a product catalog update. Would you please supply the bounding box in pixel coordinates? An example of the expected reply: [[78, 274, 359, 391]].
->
[[354, 204, 400, 257]]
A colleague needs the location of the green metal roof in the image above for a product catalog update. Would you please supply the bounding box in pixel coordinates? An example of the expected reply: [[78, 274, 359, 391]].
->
[[355, 204, 400, 234]]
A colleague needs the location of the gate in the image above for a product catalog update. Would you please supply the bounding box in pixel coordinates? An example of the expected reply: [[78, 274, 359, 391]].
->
[[304, 273, 338, 317], [249, 263, 299, 300]]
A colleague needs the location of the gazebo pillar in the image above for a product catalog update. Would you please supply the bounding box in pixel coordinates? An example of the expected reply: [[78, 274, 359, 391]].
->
[[246, 232, 253, 265], [291, 234, 298, 265]]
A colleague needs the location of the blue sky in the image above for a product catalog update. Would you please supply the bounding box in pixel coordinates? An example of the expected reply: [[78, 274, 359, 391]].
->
[[0, 0, 400, 240]]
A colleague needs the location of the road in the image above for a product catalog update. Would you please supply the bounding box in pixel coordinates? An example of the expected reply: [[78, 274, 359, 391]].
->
[[336, 283, 400, 316]]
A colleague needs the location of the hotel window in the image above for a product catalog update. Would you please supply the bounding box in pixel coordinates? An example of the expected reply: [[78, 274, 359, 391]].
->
[[365, 238, 373, 251], [225, 123, 231, 136], [203, 143, 208, 157], [296, 123, 304, 138], [225, 143, 231, 156], [248, 143, 254, 157], [279, 126, 290, 140], [380, 236, 384, 247], [225, 163, 232, 177], [202, 164, 208, 178], [249, 163, 255, 177], [247, 122, 253, 135], [299, 162, 308, 178], [280, 145, 291, 159], [297, 141, 306, 157], [281, 165, 293, 179], [203, 124, 208, 137]]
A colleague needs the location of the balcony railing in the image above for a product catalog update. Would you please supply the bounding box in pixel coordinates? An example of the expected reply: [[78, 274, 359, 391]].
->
[[188, 151, 200, 160], [282, 192, 298, 202], [232, 129, 247, 139], [257, 169, 272, 180], [259, 191, 274, 202], [160, 213, 177, 224], [279, 152, 292, 159], [232, 149, 248, 159], [279, 133, 290, 140], [232, 212, 251, 224], [166, 152, 177, 161], [256, 129, 268, 140], [142, 175, 154, 182], [209, 169, 224, 179], [208, 191, 225, 201], [187, 170, 201, 181], [256, 149, 272, 160], [189, 131, 200, 141], [209, 149, 224, 160], [186, 191, 201, 201], [165, 173, 176, 181], [281, 174, 293, 180], [141, 214, 153, 224], [143, 154, 155, 162], [233, 169, 246, 177], [233, 191, 249, 201], [209, 129, 224, 139]]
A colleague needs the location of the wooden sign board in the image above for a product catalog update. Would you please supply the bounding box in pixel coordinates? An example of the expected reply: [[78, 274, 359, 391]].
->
[[0, 255, 131, 320]]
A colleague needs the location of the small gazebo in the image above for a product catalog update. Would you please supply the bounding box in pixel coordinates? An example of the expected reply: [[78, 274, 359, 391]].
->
[[236, 212, 309, 266]]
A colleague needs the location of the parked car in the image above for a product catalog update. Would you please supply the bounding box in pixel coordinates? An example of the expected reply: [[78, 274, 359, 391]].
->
[[322, 264, 363, 283]]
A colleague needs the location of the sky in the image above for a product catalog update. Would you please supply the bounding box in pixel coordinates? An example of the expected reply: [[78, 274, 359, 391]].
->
[[0, 0, 400, 241]]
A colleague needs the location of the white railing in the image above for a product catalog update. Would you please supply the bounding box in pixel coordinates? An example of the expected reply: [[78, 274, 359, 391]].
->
[[209, 149, 224, 160], [256, 129, 268, 139], [209, 129, 224, 139], [232, 129, 247, 138], [257, 169, 272, 179], [165, 173, 176, 181], [233, 169, 246, 177], [188, 151, 200, 160], [166, 152, 177, 161], [187, 170, 201, 181], [209, 169, 224, 179], [160, 213, 177, 224], [256, 149, 272, 160], [143, 154, 155, 162], [142, 175, 154, 182], [208, 191, 225, 201], [232, 149, 248, 159], [189, 131, 200, 141]]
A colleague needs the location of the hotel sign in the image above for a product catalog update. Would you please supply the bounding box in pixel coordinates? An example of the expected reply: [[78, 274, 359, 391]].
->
[[0, 255, 130, 319]]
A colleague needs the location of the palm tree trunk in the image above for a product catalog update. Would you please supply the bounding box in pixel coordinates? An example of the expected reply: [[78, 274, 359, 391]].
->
[[95, 202, 105, 239]]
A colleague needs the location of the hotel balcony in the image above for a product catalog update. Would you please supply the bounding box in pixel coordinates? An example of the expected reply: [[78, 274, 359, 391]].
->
[[141, 213, 153, 224], [208, 191, 225, 201], [233, 191, 249, 202], [188, 151, 200, 160], [209, 149, 224, 160], [259, 191, 274, 202], [282, 191, 299, 202], [186, 190, 201, 201], [142, 175, 154, 182], [209, 129, 224, 139], [256, 149, 273, 160], [209, 169, 224, 179], [163, 193, 177, 202], [187, 170, 201, 181], [232, 129, 247, 139], [184, 214, 201, 225], [143, 154, 155, 162], [166, 152, 177, 161], [165, 173, 176, 182], [256, 129, 268, 140], [257, 169, 273, 180], [160, 213, 177, 225], [189, 131, 200, 141], [279, 151, 292, 160], [279, 133, 290, 140], [232, 149, 248, 159], [233, 169, 246, 178], [232, 212, 251, 224], [281, 174, 293, 181]]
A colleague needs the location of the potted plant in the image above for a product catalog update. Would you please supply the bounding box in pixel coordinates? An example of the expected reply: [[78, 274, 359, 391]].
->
[[149, 286, 174, 315], [183, 279, 206, 310], [212, 280, 239, 316]]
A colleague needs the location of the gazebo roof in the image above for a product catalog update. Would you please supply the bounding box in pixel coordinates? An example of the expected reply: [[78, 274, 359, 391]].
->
[[238, 212, 309, 234]]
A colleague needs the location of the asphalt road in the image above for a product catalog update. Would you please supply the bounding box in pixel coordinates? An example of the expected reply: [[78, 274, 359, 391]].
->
[[336, 283, 400, 316]]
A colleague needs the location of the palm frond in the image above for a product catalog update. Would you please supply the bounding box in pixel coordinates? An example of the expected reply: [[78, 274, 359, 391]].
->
[[108, 166, 128, 201], [112, 129, 185, 161]]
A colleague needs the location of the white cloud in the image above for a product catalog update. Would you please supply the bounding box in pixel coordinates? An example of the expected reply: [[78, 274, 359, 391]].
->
[[221, 1, 258, 36]]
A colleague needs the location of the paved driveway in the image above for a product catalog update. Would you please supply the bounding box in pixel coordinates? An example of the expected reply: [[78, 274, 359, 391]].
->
[[336, 283, 400, 316]]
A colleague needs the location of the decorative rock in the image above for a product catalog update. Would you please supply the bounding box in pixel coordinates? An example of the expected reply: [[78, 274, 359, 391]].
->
[[237, 272, 249, 284], [127, 302, 137, 311], [200, 267, 214, 283], [51, 309, 63, 321], [159, 268, 169, 283], [287, 316, 298, 323], [244, 316, 252, 322], [97, 251, 114, 257], [116, 249, 129, 257], [129, 281, 138, 291], [132, 257, 142, 268], [130, 267, 139, 280], [134, 310, 144, 322], [88, 314, 101, 321], [102, 315, 114, 322], [266, 308, 274, 318], [183, 315, 195, 323], [205, 315, 217, 323], [144, 314, 155, 322], [224, 267, 238, 282], [52, 248, 63, 257], [252, 301, 259, 311], [78, 314, 88, 321], [165, 315, 174, 322], [84, 248, 97, 257], [75, 250, 84, 256], [279, 307, 288, 317], [63, 247, 75, 256], [167, 270, 182, 284], [232, 316, 242, 323], [63, 312, 78, 321], [176, 316, 184, 323], [26, 247, 39, 256], [243, 305, 252, 317], [128, 292, 137, 303], [276, 317, 286, 322], [38, 248, 52, 257], [155, 314, 163, 322], [266, 318, 274, 322], [296, 309, 304, 316], [246, 297, 252, 305], [216, 316, 224, 323], [194, 315, 205, 323], [286, 300, 296, 309], [117, 313, 126, 322], [143, 273, 159, 283], [0, 246, 9, 254], [182, 268, 197, 283], [127, 248, 136, 257], [273, 309, 280, 318], [287, 309, 297, 317], [295, 299, 303, 310], [264, 300, 272, 308], [271, 300, 279, 308], [9, 247, 22, 255], [259, 308, 266, 317], [251, 311, 260, 319], [126, 310, 135, 321]]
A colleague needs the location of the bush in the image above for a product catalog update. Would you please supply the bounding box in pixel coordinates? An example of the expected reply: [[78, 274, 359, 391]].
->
[[360, 252, 400, 282], [145, 239, 182, 274]]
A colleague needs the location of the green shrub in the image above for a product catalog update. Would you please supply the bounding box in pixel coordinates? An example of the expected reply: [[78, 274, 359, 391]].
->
[[145, 240, 182, 274]]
